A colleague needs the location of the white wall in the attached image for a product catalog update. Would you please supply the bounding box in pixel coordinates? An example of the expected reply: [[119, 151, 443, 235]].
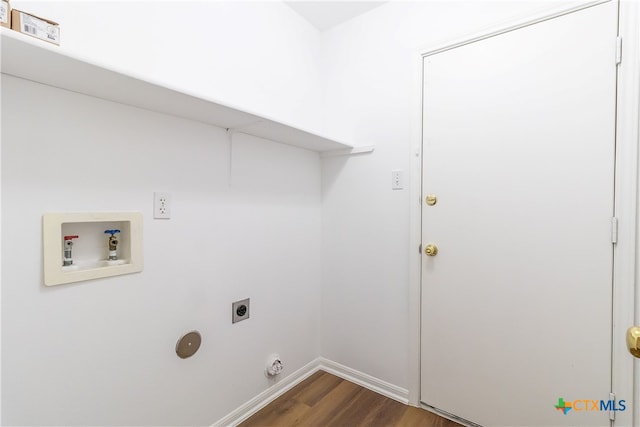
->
[[2, 2, 327, 425], [1, 75, 322, 424], [319, 0, 587, 392]]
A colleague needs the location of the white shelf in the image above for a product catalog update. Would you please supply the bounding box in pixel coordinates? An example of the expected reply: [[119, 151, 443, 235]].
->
[[0, 28, 355, 153]]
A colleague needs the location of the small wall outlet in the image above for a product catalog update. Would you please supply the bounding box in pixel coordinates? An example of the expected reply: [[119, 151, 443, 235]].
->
[[232, 298, 250, 323], [265, 354, 284, 377], [154, 192, 171, 219]]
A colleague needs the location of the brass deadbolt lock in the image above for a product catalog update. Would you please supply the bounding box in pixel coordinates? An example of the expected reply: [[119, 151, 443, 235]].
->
[[424, 244, 438, 257], [627, 326, 640, 358], [425, 195, 437, 206]]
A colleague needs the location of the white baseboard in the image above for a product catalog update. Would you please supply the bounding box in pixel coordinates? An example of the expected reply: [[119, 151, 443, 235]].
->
[[317, 358, 409, 405], [211, 358, 322, 427], [212, 357, 409, 426]]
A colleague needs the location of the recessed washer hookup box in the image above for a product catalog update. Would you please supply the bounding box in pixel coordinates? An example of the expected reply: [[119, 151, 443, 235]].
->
[[0, 1, 10, 29], [11, 9, 59, 45]]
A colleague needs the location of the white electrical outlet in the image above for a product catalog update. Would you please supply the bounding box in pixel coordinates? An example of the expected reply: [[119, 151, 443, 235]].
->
[[154, 192, 171, 219]]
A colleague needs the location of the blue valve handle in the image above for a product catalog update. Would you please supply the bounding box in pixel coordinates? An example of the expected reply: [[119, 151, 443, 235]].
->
[[104, 229, 121, 236]]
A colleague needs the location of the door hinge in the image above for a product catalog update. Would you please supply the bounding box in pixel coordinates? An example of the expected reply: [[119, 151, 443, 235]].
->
[[609, 392, 616, 421], [611, 217, 618, 244], [616, 37, 622, 65]]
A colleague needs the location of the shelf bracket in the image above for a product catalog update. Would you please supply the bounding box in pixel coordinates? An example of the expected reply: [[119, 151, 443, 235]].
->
[[229, 119, 266, 133], [226, 128, 235, 187], [320, 145, 375, 158]]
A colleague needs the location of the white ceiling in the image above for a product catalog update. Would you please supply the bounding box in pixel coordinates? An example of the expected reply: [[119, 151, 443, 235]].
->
[[284, 1, 387, 31]]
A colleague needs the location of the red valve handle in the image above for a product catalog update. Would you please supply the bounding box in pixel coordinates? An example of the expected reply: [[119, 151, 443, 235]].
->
[[64, 235, 79, 241]]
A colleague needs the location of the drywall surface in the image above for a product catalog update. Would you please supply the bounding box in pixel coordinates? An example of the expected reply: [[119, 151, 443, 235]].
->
[[11, 0, 324, 133], [319, 0, 586, 390], [1, 74, 322, 425]]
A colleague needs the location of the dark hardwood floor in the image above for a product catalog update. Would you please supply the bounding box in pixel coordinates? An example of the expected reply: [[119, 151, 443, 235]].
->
[[240, 370, 461, 427]]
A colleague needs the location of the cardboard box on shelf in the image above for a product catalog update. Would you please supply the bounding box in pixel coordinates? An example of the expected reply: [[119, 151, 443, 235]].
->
[[11, 9, 59, 45], [0, 1, 10, 29]]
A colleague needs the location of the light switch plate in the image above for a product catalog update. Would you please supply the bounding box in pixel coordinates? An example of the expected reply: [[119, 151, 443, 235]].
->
[[392, 170, 404, 190]]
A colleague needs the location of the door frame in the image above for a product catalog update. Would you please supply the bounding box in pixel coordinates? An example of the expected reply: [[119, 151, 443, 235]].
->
[[407, 1, 639, 425]]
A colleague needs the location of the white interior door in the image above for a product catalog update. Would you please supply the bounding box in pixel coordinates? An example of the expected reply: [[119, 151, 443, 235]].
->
[[420, 3, 618, 426]]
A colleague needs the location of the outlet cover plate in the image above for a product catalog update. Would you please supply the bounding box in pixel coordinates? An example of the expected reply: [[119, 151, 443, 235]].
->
[[232, 298, 250, 323], [153, 192, 171, 219]]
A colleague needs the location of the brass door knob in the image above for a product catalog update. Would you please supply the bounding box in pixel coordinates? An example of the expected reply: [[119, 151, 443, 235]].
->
[[627, 326, 640, 358], [424, 244, 438, 257]]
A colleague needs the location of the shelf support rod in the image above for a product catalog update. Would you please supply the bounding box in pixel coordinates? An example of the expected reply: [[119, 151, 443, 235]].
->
[[320, 145, 375, 158]]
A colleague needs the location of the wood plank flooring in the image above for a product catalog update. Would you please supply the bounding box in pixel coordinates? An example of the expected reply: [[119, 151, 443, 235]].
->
[[240, 370, 461, 427]]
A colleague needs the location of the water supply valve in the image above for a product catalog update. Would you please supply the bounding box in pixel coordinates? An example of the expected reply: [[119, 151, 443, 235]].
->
[[104, 229, 121, 260], [63, 235, 79, 266]]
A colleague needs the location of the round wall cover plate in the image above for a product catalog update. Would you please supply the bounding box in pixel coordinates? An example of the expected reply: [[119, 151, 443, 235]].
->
[[176, 331, 201, 359]]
